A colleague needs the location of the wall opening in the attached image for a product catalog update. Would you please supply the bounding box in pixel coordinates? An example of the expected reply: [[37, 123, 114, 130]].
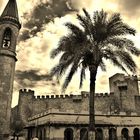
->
[[2, 28, 12, 48], [95, 128, 103, 140], [43, 128, 46, 140], [64, 128, 73, 140], [109, 128, 117, 140], [80, 128, 88, 140], [121, 128, 129, 140], [133, 128, 140, 140], [39, 129, 42, 140]]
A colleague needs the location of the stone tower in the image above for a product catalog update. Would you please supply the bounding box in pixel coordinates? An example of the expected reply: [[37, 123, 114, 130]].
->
[[0, 0, 21, 139], [109, 73, 139, 113]]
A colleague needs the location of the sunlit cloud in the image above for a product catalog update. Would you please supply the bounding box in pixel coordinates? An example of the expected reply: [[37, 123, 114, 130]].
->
[[1, 0, 140, 107]]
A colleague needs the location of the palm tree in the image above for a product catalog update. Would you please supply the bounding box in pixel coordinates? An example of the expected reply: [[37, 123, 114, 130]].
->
[[50, 9, 140, 140]]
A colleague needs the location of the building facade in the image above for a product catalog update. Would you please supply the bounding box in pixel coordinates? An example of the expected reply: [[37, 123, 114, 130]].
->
[[27, 109, 140, 140], [0, 1, 140, 140], [11, 73, 140, 140]]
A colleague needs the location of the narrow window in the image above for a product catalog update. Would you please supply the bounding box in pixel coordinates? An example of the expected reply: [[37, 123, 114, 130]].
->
[[2, 28, 12, 48], [121, 128, 129, 140], [80, 128, 88, 140], [64, 128, 73, 140]]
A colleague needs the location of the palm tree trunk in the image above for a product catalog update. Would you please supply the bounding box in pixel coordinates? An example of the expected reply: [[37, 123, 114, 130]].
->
[[88, 66, 97, 140]]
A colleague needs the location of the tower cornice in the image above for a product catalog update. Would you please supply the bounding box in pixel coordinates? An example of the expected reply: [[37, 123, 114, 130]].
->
[[0, 0, 21, 29], [0, 17, 21, 29]]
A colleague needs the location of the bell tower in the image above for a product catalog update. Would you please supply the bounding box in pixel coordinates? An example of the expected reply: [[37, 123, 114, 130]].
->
[[0, 0, 21, 139]]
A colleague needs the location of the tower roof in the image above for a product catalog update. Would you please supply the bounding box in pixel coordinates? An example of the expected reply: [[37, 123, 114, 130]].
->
[[1, 0, 19, 21]]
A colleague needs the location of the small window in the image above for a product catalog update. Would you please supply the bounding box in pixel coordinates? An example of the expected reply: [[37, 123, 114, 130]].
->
[[2, 28, 12, 48], [80, 128, 88, 140], [64, 128, 73, 140]]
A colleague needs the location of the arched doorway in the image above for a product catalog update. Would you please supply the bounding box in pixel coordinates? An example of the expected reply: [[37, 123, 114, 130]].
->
[[64, 128, 73, 140], [80, 128, 88, 140], [133, 128, 140, 140], [95, 128, 103, 140], [109, 128, 117, 140], [121, 128, 129, 140]]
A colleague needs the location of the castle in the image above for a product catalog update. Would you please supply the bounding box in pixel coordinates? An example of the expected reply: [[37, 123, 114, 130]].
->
[[0, 0, 140, 140], [11, 73, 140, 140]]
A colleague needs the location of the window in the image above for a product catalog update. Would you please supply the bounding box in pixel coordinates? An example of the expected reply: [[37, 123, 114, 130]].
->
[[133, 128, 140, 140], [80, 128, 88, 140], [121, 128, 129, 140], [64, 128, 73, 140], [109, 128, 117, 140], [2, 28, 12, 48], [96, 128, 103, 140]]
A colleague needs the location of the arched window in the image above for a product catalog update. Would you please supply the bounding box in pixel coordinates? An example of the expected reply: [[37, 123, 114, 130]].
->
[[109, 128, 117, 140], [2, 28, 12, 48], [64, 128, 73, 140], [133, 128, 140, 140], [95, 128, 103, 140], [121, 128, 129, 140], [80, 128, 88, 140]]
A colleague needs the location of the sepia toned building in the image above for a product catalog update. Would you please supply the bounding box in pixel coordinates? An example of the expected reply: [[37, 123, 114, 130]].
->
[[1, 0, 140, 140], [12, 73, 140, 140]]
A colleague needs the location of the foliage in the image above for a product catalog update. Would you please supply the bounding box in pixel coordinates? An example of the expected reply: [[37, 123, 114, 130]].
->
[[50, 9, 140, 91]]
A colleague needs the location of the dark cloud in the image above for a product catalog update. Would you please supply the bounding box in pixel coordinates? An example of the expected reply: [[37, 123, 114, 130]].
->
[[15, 70, 52, 87], [19, 0, 77, 42], [119, 0, 140, 16]]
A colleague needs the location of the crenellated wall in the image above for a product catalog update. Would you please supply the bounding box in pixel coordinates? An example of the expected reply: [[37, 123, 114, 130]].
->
[[15, 89, 115, 125], [11, 73, 140, 129]]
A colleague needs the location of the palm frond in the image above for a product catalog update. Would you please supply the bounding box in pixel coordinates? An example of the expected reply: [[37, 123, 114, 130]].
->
[[122, 24, 136, 36], [50, 48, 61, 58], [106, 37, 140, 56], [93, 10, 107, 24], [125, 44, 140, 56], [83, 8, 92, 22], [62, 61, 79, 91], [116, 51, 136, 73], [99, 59, 106, 71], [102, 49, 128, 73], [79, 67, 86, 89], [107, 13, 121, 29], [77, 12, 94, 41], [65, 22, 84, 36]]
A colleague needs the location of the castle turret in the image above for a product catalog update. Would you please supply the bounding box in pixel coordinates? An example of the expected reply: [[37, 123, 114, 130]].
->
[[0, 0, 21, 139], [109, 73, 139, 114]]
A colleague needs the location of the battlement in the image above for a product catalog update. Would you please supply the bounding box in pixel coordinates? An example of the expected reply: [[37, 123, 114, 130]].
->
[[19, 89, 35, 95], [32, 92, 114, 100], [18, 89, 114, 102]]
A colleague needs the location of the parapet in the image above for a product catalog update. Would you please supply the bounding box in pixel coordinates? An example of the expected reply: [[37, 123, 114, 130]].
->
[[33, 92, 114, 101], [19, 89, 35, 96]]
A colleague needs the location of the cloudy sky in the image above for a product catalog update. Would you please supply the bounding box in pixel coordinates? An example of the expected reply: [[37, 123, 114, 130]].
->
[[1, 0, 140, 107]]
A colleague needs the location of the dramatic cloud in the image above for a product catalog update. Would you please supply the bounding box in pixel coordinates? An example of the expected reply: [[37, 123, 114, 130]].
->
[[19, 0, 77, 41], [1, 0, 140, 107], [15, 70, 52, 87], [119, 0, 140, 16]]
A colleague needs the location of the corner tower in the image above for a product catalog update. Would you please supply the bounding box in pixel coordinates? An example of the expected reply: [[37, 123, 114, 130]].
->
[[0, 0, 21, 139]]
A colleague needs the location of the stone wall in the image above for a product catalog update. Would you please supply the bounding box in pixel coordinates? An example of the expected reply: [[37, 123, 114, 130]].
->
[[14, 90, 115, 127], [11, 73, 140, 135]]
